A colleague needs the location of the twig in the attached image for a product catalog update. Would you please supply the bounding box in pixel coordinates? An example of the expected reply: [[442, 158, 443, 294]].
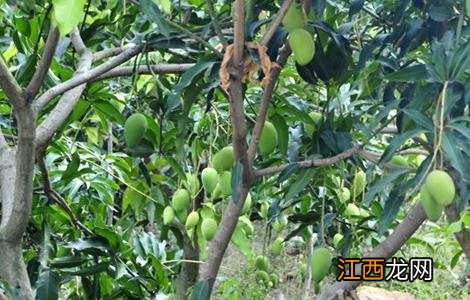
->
[[34, 44, 143, 112], [206, 0, 228, 48], [25, 27, 60, 100], [93, 63, 195, 81], [0, 57, 24, 108], [247, 45, 291, 162], [37, 151, 93, 236], [261, 0, 294, 46], [254, 146, 363, 178], [93, 44, 135, 62]]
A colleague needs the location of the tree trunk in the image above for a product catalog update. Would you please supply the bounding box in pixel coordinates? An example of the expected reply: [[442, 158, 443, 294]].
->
[[0, 240, 33, 299], [176, 237, 200, 300]]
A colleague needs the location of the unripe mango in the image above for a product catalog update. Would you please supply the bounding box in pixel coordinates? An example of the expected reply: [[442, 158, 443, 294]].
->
[[289, 28, 315, 66], [176, 209, 187, 223], [219, 171, 232, 196], [201, 167, 219, 194], [185, 211, 200, 229], [282, 3, 306, 31], [211, 183, 223, 200], [212, 146, 234, 172], [163, 206, 175, 225], [185, 173, 200, 196], [338, 187, 351, 202], [345, 203, 361, 217], [333, 233, 344, 249], [255, 270, 270, 285], [390, 155, 408, 167], [255, 255, 269, 271], [304, 111, 322, 137], [352, 170, 366, 198], [200, 206, 215, 219], [271, 237, 284, 256], [260, 202, 269, 219], [124, 113, 148, 148], [259, 121, 278, 156], [425, 170, 455, 206], [273, 215, 288, 232], [201, 218, 217, 241], [172, 189, 190, 212], [420, 184, 443, 222], [242, 193, 252, 214], [311, 247, 332, 282], [269, 274, 279, 288]]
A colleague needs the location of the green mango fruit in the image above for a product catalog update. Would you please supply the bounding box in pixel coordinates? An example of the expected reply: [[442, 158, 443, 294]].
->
[[255, 270, 270, 285], [272, 214, 288, 232], [311, 247, 333, 282], [271, 237, 284, 256], [390, 155, 408, 167], [259, 121, 278, 156], [124, 113, 148, 148], [260, 202, 269, 219], [163, 206, 175, 225], [219, 171, 232, 196], [211, 183, 223, 200], [338, 187, 351, 202], [242, 193, 252, 214], [201, 167, 219, 194], [425, 170, 455, 206], [420, 184, 443, 222], [185, 173, 200, 196], [185, 211, 200, 229], [288, 28, 315, 66], [212, 146, 234, 172], [282, 3, 306, 31], [201, 218, 217, 241], [352, 170, 366, 198], [333, 233, 343, 249], [304, 111, 322, 137], [345, 203, 361, 217], [269, 273, 279, 288], [171, 189, 190, 212], [255, 255, 269, 271]]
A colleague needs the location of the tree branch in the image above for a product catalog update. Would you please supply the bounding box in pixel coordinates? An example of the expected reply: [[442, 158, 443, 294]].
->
[[33, 44, 142, 112], [261, 0, 294, 46], [37, 150, 93, 235], [36, 29, 93, 148], [247, 45, 291, 162], [25, 27, 59, 100], [254, 146, 363, 178], [318, 203, 426, 300], [0, 57, 25, 108], [206, 0, 228, 48], [93, 45, 135, 62], [92, 63, 195, 81], [199, 0, 249, 295], [445, 204, 470, 261]]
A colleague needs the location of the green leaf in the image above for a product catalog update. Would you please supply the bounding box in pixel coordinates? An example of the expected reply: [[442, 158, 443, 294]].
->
[[192, 280, 212, 300], [50, 256, 88, 269], [284, 169, 316, 202], [271, 114, 289, 156], [378, 183, 406, 234], [231, 224, 253, 257], [61, 153, 80, 182], [140, 0, 172, 36], [231, 161, 243, 204], [277, 163, 300, 184], [91, 100, 125, 125], [65, 262, 110, 276], [52, 0, 86, 37], [163, 156, 187, 180], [35, 269, 60, 300], [379, 128, 423, 164], [450, 250, 463, 269], [364, 168, 410, 205], [385, 65, 428, 82]]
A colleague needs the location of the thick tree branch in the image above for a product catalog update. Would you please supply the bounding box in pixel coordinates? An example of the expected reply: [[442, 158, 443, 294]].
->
[[93, 63, 195, 81], [0, 58, 25, 108], [34, 44, 142, 112], [261, 0, 294, 46], [93, 45, 134, 62], [199, 0, 249, 295], [36, 29, 93, 148], [247, 45, 291, 162], [254, 146, 363, 178], [25, 27, 60, 100], [318, 203, 426, 300]]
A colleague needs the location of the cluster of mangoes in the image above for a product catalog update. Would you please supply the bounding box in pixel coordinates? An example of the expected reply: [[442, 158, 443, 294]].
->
[[420, 170, 456, 222], [282, 2, 315, 66], [254, 255, 279, 288]]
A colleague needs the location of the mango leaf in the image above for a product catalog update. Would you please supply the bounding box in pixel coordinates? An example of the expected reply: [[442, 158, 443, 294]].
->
[[364, 168, 410, 205], [385, 65, 428, 81], [35, 269, 60, 300], [379, 128, 423, 164], [65, 262, 110, 276], [378, 183, 406, 234], [50, 256, 88, 269], [277, 163, 300, 184], [91, 100, 125, 125], [61, 153, 80, 182], [284, 169, 316, 202], [271, 114, 289, 156], [52, 0, 86, 37], [192, 279, 213, 300], [231, 224, 253, 257], [140, 0, 172, 36]]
